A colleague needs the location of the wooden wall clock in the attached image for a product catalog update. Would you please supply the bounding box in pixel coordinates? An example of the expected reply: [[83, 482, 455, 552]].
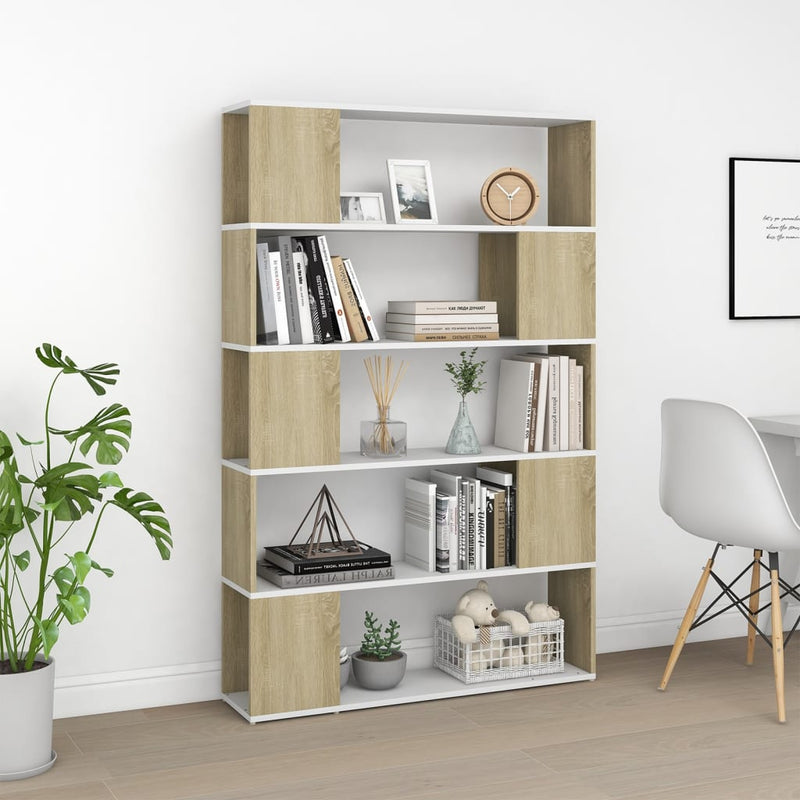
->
[[480, 167, 540, 225]]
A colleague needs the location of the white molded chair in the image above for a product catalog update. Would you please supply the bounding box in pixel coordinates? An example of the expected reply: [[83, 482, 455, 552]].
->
[[658, 398, 800, 722]]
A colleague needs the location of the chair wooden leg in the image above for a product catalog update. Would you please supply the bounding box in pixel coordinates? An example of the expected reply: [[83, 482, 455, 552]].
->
[[659, 554, 715, 691], [746, 549, 762, 666], [769, 552, 786, 723]]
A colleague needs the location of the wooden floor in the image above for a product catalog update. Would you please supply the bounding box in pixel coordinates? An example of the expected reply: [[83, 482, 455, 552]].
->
[[2, 637, 798, 800]]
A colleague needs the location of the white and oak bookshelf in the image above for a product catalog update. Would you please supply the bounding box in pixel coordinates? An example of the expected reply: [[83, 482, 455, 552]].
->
[[221, 101, 596, 723]]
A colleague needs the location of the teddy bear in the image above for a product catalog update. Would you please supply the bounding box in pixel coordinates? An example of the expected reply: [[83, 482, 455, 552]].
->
[[450, 580, 529, 671], [523, 601, 560, 665]]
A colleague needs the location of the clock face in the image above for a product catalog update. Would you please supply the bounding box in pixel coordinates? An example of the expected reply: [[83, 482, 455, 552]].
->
[[481, 168, 540, 225]]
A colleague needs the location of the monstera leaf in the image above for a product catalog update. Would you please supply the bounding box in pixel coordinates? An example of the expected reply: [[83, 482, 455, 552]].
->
[[35, 463, 101, 521], [110, 488, 172, 559], [36, 343, 119, 396], [51, 403, 132, 465], [0, 431, 37, 537]]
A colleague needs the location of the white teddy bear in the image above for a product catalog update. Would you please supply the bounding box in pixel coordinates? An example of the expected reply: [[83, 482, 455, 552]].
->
[[451, 580, 529, 671], [523, 601, 560, 665]]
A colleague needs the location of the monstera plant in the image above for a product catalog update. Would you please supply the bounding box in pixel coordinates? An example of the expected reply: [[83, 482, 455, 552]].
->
[[0, 344, 173, 675]]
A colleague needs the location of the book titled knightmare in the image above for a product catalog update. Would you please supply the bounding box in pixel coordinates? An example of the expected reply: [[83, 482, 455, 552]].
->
[[263, 541, 392, 574]]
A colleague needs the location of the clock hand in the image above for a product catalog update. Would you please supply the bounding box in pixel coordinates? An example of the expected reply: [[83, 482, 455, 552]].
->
[[496, 183, 511, 198], [509, 187, 520, 198]]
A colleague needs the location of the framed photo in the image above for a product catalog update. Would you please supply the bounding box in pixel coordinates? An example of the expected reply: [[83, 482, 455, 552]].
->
[[339, 192, 386, 223], [730, 157, 800, 319], [387, 159, 438, 224]]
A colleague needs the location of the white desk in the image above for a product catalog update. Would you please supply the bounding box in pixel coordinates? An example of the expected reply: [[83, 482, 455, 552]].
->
[[750, 415, 800, 596]]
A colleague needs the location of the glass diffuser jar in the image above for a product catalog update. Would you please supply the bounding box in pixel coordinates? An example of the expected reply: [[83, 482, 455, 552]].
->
[[360, 404, 407, 458]]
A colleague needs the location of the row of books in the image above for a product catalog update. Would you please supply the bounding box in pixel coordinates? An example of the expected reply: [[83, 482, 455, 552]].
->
[[258, 540, 393, 589], [494, 353, 584, 452], [256, 234, 379, 345], [383, 300, 500, 343], [404, 465, 516, 574]]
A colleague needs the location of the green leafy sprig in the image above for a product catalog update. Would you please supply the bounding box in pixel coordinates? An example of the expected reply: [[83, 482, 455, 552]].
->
[[359, 611, 402, 660], [444, 348, 487, 399]]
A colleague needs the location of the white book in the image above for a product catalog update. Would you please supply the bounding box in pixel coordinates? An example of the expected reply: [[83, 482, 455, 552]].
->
[[576, 365, 584, 450], [256, 245, 290, 345], [544, 355, 560, 452], [387, 300, 497, 314], [404, 478, 436, 572], [386, 312, 498, 325], [463, 476, 480, 570], [568, 358, 579, 451], [494, 359, 535, 452], [510, 354, 549, 452], [317, 235, 351, 342], [556, 354, 570, 451], [430, 469, 465, 570], [477, 484, 487, 571], [385, 322, 499, 334], [343, 257, 380, 341], [268, 236, 314, 344]]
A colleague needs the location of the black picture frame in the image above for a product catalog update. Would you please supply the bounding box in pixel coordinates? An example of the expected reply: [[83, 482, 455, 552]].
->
[[729, 157, 800, 320]]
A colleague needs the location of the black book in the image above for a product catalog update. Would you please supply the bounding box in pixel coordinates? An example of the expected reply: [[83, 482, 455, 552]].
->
[[263, 540, 392, 575], [292, 236, 336, 344]]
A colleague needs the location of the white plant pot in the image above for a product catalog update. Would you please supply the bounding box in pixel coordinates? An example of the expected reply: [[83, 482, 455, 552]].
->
[[0, 656, 57, 781]]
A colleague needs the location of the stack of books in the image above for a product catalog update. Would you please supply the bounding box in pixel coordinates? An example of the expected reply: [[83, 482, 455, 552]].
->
[[255, 234, 379, 345], [494, 353, 584, 453], [257, 540, 393, 589], [404, 466, 516, 574], [384, 300, 499, 342]]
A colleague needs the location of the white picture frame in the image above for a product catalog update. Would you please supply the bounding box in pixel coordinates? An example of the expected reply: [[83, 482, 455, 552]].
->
[[386, 159, 438, 224], [339, 192, 387, 223]]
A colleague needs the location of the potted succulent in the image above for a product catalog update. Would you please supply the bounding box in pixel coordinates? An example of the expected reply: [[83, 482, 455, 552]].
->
[[0, 344, 172, 780], [443, 347, 487, 454], [350, 610, 406, 690]]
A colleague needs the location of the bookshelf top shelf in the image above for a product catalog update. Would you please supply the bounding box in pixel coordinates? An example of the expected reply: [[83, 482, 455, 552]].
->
[[222, 222, 596, 234], [222, 446, 596, 477], [222, 100, 591, 129]]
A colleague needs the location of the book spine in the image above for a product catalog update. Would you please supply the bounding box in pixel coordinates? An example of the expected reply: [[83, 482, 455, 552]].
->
[[331, 255, 369, 342], [343, 257, 380, 341], [271, 237, 302, 344], [568, 358, 578, 450], [467, 479, 476, 570], [523, 364, 534, 452], [386, 301, 498, 314], [258, 563, 395, 588], [446, 495, 459, 573], [545, 356, 560, 451], [384, 322, 499, 334], [558, 355, 569, 450], [268, 250, 290, 345], [435, 493, 449, 574], [317, 236, 351, 342], [386, 313, 499, 324], [485, 489, 495, 569], [290, 251, 315, 344], [576, 365, 584, 449], [495, 489, 507, 568], [506, 486, 517, 566], [528, 362, 541, 452], [255, 242, 270, 344], [385, 331, 500, 342], [477, 484, 487, 571], [457, 479, 468, 570], [293, 236, 336, 344], [264, 550, 391, 574]]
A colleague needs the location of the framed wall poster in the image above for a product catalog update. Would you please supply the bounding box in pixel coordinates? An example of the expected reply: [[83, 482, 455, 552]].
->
[[340, 192, 386, 223], [386, 159, 438, 224], [730, 157, 800, 319]]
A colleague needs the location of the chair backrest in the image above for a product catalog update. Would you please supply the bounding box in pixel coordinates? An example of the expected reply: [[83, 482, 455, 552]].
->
[[660, 398, 800, 551]]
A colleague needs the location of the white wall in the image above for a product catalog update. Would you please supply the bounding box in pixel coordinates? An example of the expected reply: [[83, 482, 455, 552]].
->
[[2, 0, 799, 717]]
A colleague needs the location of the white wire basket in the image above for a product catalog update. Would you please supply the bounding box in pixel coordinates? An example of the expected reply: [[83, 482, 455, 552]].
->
[[434, 615, 564, 684]]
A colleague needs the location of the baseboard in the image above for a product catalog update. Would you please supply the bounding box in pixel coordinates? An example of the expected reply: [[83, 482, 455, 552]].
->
[[54, 661, 221, 719]]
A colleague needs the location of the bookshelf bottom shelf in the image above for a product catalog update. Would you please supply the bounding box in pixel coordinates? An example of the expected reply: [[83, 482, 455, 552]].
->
[[222, 662, 596, 724]]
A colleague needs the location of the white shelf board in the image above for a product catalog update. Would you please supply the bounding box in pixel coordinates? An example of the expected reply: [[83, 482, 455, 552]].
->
[[222, 446, 596, 477], [222, 337, 595, 354], [223, 560, 596, 600], [222, 662, 595, 724], [222, 100, 589, 128], [222, 221, 595, 234]]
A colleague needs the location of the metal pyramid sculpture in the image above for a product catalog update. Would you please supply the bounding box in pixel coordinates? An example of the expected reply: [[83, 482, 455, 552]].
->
[[286, 484, 364, 559]]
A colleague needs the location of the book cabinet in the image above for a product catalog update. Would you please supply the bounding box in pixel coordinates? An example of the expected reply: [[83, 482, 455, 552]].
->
[[220, 102, 597, 723]]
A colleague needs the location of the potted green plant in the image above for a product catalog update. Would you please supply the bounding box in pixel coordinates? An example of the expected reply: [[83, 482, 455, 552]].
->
[[0, 344, 172, 780], [443, 347, 487, 454], [350, 610, 406, 690]]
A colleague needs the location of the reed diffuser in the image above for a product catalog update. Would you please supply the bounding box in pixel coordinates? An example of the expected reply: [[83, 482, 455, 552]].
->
[[361, 356, 408, 457]]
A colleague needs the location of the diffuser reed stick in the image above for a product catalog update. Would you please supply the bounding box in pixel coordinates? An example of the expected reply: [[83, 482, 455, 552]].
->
[[363, 356, 408, 455]]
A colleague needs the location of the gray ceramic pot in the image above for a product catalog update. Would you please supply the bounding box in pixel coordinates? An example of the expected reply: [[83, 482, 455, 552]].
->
[[350, 651, 407, 690]]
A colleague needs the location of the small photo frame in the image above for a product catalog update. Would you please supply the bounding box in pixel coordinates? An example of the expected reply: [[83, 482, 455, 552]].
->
[[387, 159, 437, 224], [340, 192, 386, 223]]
